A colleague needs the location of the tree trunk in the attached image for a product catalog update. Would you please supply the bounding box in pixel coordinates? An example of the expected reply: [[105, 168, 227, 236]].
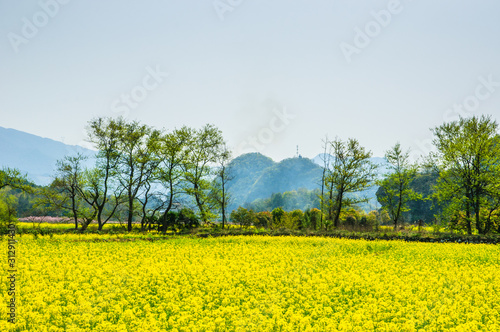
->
[[193, 183, 207, 223], [394, 195, 403, 231], [72, 198, 78, 230], [327, 186, 334, 230], [320, 169, 326, 231], [333, 191, 343, 228], [127, 196, 134, 232], [475, 195, 483, 234], [97, 207, 104, 232], [221, 184, 226, 229], [465, 199, 472, 235]]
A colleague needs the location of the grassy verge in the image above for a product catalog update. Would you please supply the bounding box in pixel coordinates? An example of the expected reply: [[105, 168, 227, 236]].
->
[[3, 221, 499, 244]]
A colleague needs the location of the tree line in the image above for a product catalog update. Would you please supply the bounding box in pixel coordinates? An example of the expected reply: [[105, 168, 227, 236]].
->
[[1, 114, 500, 235], [18, 117, 232, 232], [318, 115, 500, 235]]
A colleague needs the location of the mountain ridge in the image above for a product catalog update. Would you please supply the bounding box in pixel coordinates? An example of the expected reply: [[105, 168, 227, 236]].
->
[[0, 126, 95, 185]]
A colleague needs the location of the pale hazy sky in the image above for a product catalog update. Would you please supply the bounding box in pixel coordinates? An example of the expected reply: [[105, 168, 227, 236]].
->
[[1, 0, 500, 161]]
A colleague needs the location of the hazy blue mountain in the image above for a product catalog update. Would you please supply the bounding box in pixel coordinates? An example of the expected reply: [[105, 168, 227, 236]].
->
[[226, 153, 276, 209], [0, 127, 95, 185], [245, 157, 323, 203], [227, 153, 390, 212], [227, 154, 323, 210]]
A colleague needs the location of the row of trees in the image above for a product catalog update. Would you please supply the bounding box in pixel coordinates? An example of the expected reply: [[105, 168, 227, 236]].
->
[[39, 117, 232, 231], [230, 206, 388, 230], [2, 114, 500, 235], [316, 115, 500, 235], [245, 188, 321, 212]]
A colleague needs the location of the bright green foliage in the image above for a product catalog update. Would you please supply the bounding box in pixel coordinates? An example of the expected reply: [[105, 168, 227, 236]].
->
[[153, 126, 191, 221], [114, 119, 158, 231], [303, 208, 322, 230], [271, 207, 286, 229], [0, 167, 29, 191], [284, 209, 304, 230], [182, 124, 225, 223], [432, 115, 500, 234], [230, 207, 257, 227], [324, 138, 378, 228], [377, 143, 422, 230], [247, 188, 320, 212], [0, 190, 17, 230], [84, 117, 124, 230], [254, 211, 272, 228]]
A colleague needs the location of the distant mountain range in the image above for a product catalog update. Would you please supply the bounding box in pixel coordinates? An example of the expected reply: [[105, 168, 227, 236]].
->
[[227, 152, 389, 212], [0, 127, 95, 185], [0, 127, 388, 211]]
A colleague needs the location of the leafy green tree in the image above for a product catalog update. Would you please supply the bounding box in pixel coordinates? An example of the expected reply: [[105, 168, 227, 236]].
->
[[182, 124, 225, 223], [485, 179, 500, 234], [324, 138, 378, 228], [404, 171, 440, 224], [159, 208, 200, 232], [255, 211, 272, 228], [271, 207, 286, 229], [81, 117, 125, 230], [114, 119, 159, 231], [246, 188, 321, 213], [0, 190, 18, 232], [0, 168, 29, 191], [304, 208, 321, 230], [432, 115, 500, 234], [377, 143, 421, 230], [77, 168, 123, 231], [286, 209, 304, 229], [152, 127, 191, 224], [52, 154, 87, 229], [230, 207, 256, 228]]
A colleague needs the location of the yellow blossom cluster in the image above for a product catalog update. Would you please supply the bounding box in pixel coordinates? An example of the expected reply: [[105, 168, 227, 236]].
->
[[1, 234, 499, 331]]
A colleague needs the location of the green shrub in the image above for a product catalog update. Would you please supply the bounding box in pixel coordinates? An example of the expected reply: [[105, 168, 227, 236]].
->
[[230, 207, 257, 228], [255, 211, 272, 228]]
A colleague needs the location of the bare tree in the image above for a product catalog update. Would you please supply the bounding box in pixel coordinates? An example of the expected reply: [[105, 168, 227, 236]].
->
[[213, 144, 233, 229], [319, 135, 330, 230], [52, 154, 87, 229]]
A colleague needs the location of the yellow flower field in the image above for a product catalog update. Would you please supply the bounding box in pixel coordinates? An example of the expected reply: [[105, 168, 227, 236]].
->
[[1, 234, 499, 331]]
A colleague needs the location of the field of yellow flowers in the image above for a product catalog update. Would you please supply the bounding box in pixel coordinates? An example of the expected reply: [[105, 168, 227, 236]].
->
[[1, 234, 500, 331]]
